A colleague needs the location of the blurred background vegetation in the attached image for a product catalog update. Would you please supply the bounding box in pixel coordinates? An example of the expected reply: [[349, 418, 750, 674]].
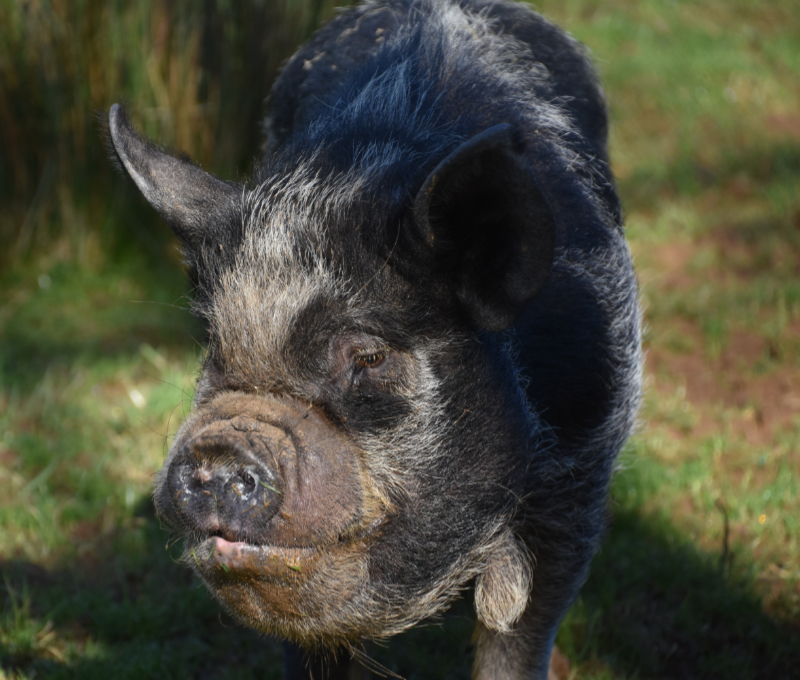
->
[[1, 0, 334, 270], [1, 0, 799, 678]]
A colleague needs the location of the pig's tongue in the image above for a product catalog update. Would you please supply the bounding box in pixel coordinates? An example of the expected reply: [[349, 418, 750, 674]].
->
[[212, 536, 247, 555], [206, 535, 311, 577]]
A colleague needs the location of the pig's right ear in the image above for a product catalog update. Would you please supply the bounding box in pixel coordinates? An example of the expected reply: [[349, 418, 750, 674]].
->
[[108, 104, 242, 250], [413, 124, 556, 332]]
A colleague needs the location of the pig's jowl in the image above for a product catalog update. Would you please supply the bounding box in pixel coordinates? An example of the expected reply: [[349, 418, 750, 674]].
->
[[108, 1, 641, 678]]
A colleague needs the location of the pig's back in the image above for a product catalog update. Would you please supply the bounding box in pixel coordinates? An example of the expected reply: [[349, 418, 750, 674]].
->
[[264, 0, 609, 164]]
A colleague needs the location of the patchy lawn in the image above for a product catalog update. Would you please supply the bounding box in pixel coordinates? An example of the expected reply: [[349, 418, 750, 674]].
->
[[2, 0, 799, 678]]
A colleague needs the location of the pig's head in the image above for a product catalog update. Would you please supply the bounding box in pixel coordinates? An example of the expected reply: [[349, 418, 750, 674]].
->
[[108, 104, 555, 647]]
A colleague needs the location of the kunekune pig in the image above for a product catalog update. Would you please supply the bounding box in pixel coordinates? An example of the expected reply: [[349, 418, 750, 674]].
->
[[108, 0, 641, 677]]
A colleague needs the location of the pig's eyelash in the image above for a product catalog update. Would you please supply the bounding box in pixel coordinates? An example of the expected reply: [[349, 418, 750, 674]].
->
[[354, 350, 386, 369]]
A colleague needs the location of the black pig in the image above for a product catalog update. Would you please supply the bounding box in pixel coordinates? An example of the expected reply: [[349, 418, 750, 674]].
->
[[108, 0, 641, 677]]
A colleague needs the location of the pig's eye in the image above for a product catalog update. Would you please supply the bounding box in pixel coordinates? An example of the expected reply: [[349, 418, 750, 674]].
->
[[354, 351, 386, 370]]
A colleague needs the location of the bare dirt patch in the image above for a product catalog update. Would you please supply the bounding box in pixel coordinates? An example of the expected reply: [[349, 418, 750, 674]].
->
[[548, 646, 570, 680], [766, 114, 800, 142], [649, 240, 695, 291], [648, 330, 800, 446], [650, 221, 800, 291], [645, 224, 800, 446]]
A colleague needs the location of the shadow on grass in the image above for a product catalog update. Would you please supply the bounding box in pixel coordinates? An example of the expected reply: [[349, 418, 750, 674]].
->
[[2, 497, 799, 680], [0, 500, 284, 680], [562, 505, 800, 679]]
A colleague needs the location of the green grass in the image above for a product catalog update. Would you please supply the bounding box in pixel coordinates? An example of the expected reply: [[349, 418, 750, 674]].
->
[[2, 0, 800, 678]]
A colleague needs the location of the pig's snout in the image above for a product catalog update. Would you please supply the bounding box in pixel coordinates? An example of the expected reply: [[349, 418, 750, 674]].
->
[[156, 397, 365, 555], [166, 432, 283, 543]]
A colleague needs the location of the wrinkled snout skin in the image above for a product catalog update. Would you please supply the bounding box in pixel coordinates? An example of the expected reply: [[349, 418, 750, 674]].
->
[[108, 1, 642, 678], [154, 394, 376, 639]]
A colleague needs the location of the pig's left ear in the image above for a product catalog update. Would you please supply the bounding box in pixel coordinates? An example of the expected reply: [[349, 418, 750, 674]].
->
[[108, 103, 242, 251], [413, 124, 555, 332]]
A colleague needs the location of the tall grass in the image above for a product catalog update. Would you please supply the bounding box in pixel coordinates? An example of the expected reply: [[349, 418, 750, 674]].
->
[[0, 0, 349, 271]]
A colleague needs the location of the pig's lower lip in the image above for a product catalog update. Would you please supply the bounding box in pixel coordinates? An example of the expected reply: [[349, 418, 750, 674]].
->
[[194, 536, 317, 579]]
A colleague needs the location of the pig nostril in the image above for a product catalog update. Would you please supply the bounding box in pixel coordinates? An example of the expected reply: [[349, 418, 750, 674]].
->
[[240, 469, 256, 494], [167, 432, 286, 544]]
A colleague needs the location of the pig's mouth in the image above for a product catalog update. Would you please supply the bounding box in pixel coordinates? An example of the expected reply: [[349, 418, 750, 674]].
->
[[186, 511, 384, 584], [177, 512, 383, 642], [189, 534, 319, 580]]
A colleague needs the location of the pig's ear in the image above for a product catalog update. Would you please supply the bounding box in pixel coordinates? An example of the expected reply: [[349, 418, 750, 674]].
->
[[108, 104, 242, 250], [413, 124, 555, 332]]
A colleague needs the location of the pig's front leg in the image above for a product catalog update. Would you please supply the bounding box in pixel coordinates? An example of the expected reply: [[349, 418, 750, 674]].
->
[[472, 526, 589, 680], [472, 610, 557, 680], [283, 641, 370, 680]]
